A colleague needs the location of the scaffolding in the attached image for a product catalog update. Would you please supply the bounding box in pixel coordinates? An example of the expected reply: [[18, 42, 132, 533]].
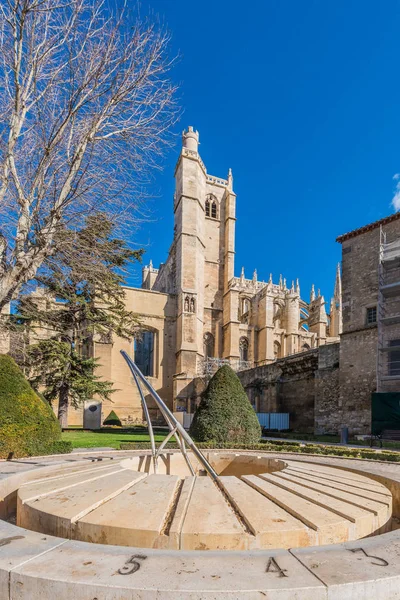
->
[[377, 228, 400, 391]]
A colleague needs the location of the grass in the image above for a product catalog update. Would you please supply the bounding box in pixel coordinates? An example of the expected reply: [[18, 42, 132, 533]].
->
[[61, 426, 171, 449], [62, 427, 400, 452]]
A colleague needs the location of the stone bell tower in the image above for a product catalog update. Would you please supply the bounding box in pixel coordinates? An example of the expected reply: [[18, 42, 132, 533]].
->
[[173, 127, 207, 404]]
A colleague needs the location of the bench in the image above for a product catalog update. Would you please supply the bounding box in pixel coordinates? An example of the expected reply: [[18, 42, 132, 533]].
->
[[371, 429, 400, 447]]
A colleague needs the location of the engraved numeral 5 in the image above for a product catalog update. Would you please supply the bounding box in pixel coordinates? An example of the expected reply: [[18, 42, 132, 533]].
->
[[118, 554, 147, 575]]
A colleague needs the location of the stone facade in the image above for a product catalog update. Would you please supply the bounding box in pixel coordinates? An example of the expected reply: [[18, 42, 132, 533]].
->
[[107, 126, 339, 423], [192, 343, 340, 434], [51, 127, 342, 427], [13, 128, 400, 434], [337, 213, 400, 434]]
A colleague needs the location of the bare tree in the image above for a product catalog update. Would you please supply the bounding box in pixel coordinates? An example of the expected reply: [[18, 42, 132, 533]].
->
[[0, 0, 177, 308]]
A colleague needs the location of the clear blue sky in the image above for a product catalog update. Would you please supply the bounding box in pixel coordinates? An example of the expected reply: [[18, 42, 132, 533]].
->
[[128, 0, 400, 304]]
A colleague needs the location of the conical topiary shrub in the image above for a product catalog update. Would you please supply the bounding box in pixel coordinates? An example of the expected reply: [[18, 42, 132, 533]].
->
[[103, 410, 122, 427], [0, 354, 61, 458], [189, 365, 261, 445]]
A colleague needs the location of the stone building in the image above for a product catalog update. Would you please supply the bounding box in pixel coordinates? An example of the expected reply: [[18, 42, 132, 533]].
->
[[223, 212, 400, 437], [66, 127, 341, 426], [337, 213, 400, 433]]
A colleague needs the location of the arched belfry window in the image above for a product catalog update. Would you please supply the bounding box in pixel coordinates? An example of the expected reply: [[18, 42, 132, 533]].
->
[[184, 296, 190, 312], [203, 332, 214, 359], [240, 297, 251, 323], [205, 194, 218, 219], [190, 297, 196, 313], [239, 336, 249, 362], [134, 330, 156, 377]]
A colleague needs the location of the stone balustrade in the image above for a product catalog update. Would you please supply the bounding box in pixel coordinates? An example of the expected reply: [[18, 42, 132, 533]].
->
[[206, 174, 228, 186]]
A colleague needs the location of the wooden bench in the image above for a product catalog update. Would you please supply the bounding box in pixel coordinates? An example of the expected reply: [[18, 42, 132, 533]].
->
[[371, 429, 400, 447]]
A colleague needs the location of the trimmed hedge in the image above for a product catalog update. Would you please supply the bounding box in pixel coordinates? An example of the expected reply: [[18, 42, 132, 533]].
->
[[29, 440, 73, 456], [0, 354, 63, 458], [103, 410, 122, 427], [119, 440, 400, 462], [189, 365, 261, 445]]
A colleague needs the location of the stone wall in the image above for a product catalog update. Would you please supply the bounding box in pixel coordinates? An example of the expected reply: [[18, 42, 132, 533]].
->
[[338, 216, 400, 434], [191, 343, 340, 434], [314, 343, 341, 434]]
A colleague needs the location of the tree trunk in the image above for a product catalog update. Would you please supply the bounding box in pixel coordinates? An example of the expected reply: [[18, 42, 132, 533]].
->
[[58, 383, 69, 428]]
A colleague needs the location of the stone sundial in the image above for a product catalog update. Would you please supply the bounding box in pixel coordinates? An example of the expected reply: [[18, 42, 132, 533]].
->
[[0, 353, 398, 599]]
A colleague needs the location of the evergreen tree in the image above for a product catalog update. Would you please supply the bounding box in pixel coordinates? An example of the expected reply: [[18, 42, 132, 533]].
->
[[11, 213, 143, 427]]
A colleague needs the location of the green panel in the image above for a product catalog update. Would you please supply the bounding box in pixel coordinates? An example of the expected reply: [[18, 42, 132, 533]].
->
[[371, 392, 400, 435]]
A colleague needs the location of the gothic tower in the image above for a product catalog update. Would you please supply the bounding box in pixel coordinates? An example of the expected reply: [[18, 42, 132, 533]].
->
[[329, 263, 342, 337], [172, 127, 236, 407], [308, 286, 328, 343]]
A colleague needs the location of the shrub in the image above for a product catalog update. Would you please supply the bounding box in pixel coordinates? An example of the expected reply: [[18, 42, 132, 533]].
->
[[26, 440, 73, 456], [46, 440, 73, 454], [103, 410, 122, 427], [190, 365, 261, 444], [189, 366, 261, 445], [0, 354, 62, 458]]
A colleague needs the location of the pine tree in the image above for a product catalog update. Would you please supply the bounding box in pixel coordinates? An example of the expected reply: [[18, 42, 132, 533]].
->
[[11, 213, 143, 427]]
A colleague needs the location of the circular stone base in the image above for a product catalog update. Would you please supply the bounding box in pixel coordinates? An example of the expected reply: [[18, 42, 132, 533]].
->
[[16, 452, 392, 550]]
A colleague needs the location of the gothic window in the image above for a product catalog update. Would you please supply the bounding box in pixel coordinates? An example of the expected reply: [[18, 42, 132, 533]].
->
[[206, 194, 218, 219], [389, 339, 400, 376], [204, 332, 214, 359], [240, 297, 250, 323], [134, 330, 156, 377], [302, 343, 310, 351], [274, 341, 281, 359], [184, 296, 190, 312], [190, 297, 196, 313], [239, 336, 249, 362], [366, 306, 377, 325]]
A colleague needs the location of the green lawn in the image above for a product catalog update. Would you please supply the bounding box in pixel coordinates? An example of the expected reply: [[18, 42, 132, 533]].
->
[[62, 427, 171, 449]]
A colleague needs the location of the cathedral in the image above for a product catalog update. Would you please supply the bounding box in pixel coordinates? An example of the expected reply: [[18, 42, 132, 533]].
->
[[72, 127, 342, 425]]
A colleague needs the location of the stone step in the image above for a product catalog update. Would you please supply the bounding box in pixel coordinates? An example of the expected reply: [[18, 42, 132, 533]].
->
[[18, 465, 122, 503], [284, 467, 392, 504], [180, 476, 248, 550], [18, 469, 145, 538], [167, 476, 196, 549], [75, 473, 180, 548], [243, 474, 353, 544], [285, 461, 387, 490], [218, 475, 316, 548], [260, 472, 387, 537]]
